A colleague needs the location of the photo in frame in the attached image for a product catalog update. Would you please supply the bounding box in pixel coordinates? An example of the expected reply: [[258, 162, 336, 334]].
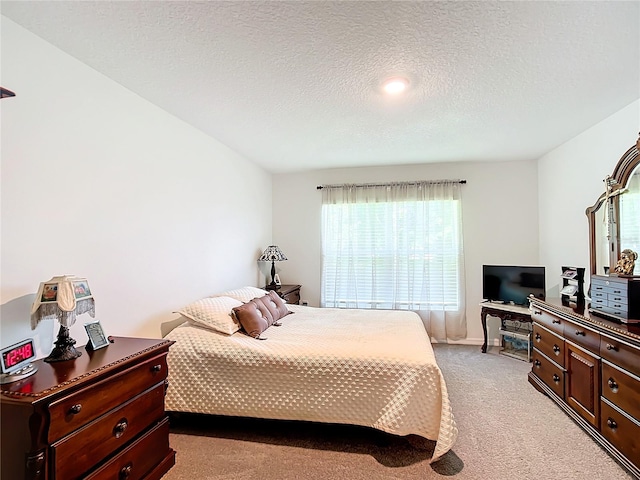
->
[[84, 321, 109, 351]]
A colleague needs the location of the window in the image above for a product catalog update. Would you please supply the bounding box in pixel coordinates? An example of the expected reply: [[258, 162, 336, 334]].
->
[[320, 181, 466, 328]]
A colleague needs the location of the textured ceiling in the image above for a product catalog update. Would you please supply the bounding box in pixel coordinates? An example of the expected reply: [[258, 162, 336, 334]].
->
[[2, 1, 639, 173]]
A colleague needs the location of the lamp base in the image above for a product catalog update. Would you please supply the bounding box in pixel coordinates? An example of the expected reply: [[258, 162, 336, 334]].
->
[[44, 325, 82, 363]]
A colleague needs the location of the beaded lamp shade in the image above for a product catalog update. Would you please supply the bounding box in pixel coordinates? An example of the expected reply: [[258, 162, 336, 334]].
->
[[30, 275, 95, 362]]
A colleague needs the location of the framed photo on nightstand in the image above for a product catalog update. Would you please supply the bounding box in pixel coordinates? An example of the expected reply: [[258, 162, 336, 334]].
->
[[84, 321, 109, 351]]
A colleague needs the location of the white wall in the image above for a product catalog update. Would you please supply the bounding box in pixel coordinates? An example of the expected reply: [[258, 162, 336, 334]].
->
[[0, 17, 273, 358], [273, 159, 539, 344], [538, 100, 640, 295]]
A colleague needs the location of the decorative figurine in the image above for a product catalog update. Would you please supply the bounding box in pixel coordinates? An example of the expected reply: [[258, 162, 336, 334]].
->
[[613, 249, 638, 275]]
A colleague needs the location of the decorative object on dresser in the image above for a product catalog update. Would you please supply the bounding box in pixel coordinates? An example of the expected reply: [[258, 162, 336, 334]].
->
[[30, 275, 96, 362], [528, 298, 640, 478], [560, 266, 585, 307], [258, 245, 288, 290], [589, 275, 640, 324], [0, 336, 176, 480], [613, 249, 637, 275]]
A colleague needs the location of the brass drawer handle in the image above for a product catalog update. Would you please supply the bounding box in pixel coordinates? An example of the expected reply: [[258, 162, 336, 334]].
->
[[606, 343, 618, 351], [606, 418, 617, 430], [151, 364, 162, 373], [607, 378, 618, 391], [119, 463, 133, 480], [575, 330, 586, 336], [69, 404, 82, 415], [553, 345, 560, 355], [114, 419, 128, 438], [534, 359, 541, 367], [552, 374, 560, 383], [535, 333, 542, 341]]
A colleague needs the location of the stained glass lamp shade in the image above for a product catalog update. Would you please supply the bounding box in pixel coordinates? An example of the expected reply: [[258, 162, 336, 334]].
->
[[258, 246, 287, 289]]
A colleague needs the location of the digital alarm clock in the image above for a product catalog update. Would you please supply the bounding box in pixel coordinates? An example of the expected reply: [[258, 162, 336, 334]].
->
[[0, 338, 38, 384]]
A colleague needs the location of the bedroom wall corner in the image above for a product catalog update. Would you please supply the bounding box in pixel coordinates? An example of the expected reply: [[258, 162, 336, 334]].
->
[[0, 17, 273, 356]]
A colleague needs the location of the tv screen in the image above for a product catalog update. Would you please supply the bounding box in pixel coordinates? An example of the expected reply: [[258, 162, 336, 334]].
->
[[482, 265, 546, 306]]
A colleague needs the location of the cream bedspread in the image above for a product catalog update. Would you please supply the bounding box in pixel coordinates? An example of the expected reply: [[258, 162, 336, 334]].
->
[[165, 305, 457, 461]]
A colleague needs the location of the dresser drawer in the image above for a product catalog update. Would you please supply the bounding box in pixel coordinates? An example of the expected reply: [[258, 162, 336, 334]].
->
[[85, 417, 173, 480], [52, 383, 166, 479], [600, 336, 640, 378], [533, 324, 565, 367], [600, 399, 640, 466], [530, 308, 564, 336], [48, 353, 168, 442], [565, 324, 600, 354], [602, 361, 640, 421], [531, 349, 564, 399]]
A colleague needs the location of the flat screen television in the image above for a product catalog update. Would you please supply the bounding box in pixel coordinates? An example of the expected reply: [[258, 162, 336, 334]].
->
[[482, 265, 546, 306]]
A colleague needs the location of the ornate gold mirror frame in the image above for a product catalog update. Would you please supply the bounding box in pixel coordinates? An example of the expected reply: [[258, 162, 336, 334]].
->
[[586, 135, 640, 276]]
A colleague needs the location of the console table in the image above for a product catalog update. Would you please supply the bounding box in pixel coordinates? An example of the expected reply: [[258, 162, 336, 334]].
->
[[481, 302, 532, 353]]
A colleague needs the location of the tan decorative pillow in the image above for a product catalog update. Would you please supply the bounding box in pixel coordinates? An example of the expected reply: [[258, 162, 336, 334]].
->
[[176, 296, 243, 335], [212, 286, 268, 303]]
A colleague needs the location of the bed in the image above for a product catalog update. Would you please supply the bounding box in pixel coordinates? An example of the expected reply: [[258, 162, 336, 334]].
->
[[164, 287, 457, 462]]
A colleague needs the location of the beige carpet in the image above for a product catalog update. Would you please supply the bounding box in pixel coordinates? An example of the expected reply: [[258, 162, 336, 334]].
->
[[164, 345, 633, 479]]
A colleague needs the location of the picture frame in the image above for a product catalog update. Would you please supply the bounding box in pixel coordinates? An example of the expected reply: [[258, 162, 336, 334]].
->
[[84, 321, 109, 351]]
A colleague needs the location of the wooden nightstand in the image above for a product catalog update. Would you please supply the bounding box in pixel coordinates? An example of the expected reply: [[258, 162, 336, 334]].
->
[[267, 284, 301, 305], [1, 336, 175, 480]]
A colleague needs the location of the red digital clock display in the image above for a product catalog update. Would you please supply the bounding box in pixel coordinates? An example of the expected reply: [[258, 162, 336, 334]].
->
[[1, 339, 36, 374]]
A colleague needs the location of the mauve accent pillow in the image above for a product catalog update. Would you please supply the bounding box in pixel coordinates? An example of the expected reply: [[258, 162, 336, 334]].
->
[[232, 292, 292, 338], [232, 301, 272, 338]]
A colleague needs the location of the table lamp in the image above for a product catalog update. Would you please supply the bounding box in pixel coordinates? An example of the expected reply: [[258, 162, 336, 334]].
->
[[30, 275, 95, 362], [258, 246, 287, 290]]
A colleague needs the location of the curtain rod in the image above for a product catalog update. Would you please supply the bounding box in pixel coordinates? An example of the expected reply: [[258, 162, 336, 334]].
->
[[316, 179, 467, 190]]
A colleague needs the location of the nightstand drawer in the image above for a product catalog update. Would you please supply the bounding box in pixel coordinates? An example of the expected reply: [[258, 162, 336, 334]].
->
[[48, 353, 168, 441], [52, 383, 166, 479], [85, 417, 173, 480]]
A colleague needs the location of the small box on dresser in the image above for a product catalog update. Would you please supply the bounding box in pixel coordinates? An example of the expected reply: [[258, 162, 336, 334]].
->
[[1, 336, 176, 480], [590, 275, 640, 323]]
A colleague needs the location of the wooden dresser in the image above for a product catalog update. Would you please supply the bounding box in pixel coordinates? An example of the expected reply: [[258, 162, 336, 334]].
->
[[528, 298, 640, 478], [1, 336, 175, 480]]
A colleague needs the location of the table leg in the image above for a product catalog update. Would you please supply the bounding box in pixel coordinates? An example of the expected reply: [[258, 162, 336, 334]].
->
[[481, 309, 488, 353]]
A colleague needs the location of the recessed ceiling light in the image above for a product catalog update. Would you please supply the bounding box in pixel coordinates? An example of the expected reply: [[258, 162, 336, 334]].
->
[[382, 77, 409, 95]]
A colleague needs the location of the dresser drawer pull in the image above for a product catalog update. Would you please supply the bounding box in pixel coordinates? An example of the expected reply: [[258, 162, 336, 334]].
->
[[535, 333, 541, 341], [606, 343, 618, 351], [612, 289, 622, 294], [553, 345, 560, 355], [607, 378, 619, 392], [552, 319, 561, 325], [612, 297, 623, 301], [69, 404, 82, 415], [534, 359, 541, 367], [575, 330, 586, 336], [606, 418, 618, 430], [119, 463, 133, 480], [151, 364, 162, 373], [533, 310, 542, 315], [552, 374, 560, 383], [113, 419, 129, 438]]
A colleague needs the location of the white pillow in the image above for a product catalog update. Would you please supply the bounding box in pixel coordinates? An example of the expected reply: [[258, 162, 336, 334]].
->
[[212, 286, 268, 303], [176, 296, 243, 335]]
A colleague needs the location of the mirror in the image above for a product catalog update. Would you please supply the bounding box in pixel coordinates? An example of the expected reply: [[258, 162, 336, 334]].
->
[[586, 135, 640, 276]]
